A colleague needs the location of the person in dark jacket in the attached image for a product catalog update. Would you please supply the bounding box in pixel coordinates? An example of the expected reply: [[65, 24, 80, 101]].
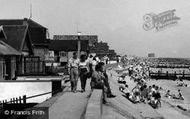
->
[[91, 62, 116, 103]]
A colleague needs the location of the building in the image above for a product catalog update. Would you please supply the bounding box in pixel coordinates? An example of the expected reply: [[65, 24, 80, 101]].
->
[[53, 35, 98, 48], [1, 25, 45, 75], [90, 41, 117, 59], [0, 29, 21, 80], [49, 39, 89, 66], [53, 35, 117, 60], [0, 18, 49, 61], [148, 53, 155, 58]]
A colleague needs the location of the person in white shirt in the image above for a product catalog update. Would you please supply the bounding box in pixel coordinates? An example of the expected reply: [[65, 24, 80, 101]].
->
[[79, 54, 89, 92], [68, 52, 80, 93]]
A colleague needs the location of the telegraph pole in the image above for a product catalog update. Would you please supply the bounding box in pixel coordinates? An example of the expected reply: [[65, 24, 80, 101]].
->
[[77, 32, 81, 58]]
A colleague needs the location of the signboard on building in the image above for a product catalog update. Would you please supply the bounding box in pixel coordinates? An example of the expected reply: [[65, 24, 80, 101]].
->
[[45, 51, 55, 61], [59, 51, 68, 62], [148, 53, 155, 58]]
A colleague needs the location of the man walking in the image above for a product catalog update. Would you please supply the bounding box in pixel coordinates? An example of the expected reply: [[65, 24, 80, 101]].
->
[[68, 52, 80, 93]]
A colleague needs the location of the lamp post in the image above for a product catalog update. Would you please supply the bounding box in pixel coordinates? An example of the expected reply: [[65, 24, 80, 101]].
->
[[77, 32, 81, 58]]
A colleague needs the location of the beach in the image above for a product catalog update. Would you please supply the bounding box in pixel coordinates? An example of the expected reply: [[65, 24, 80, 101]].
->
[[108, 66, 190, 119]]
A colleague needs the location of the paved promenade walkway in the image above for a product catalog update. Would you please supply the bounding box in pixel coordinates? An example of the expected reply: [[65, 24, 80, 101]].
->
[[49, 79, 91, 119], [37, 64, 190, 119]]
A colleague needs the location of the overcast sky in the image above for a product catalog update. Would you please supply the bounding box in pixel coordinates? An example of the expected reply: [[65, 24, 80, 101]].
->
[[0, 82, 51, 103], [1, 0, 190, 57]]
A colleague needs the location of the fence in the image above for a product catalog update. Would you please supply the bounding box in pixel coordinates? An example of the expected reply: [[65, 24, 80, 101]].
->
[[0, 95, 27, 105], [149, 70, 190, 80], [0, 80, 65, 107]]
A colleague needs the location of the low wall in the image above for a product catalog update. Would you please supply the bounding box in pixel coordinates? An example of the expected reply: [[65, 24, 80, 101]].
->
[[85, 89, 103, 119]]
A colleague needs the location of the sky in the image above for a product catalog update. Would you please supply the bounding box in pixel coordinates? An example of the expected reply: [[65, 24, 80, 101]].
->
[[1, 0, 190, 57], [0, 82, 51, 103]]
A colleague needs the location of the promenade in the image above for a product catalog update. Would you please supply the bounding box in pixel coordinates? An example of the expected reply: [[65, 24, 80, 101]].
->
[[34, 64, 190, 119], [48, 79, 91, 119]]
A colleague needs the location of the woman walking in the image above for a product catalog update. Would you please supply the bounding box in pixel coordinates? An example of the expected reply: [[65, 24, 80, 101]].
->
[[79, 54, 89, 92]]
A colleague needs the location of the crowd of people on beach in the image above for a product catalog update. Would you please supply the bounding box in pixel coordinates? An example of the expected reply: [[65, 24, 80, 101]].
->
[[117, 58, 187, 109], [117, 61, 162, 108], [68, 52, 116, 103]]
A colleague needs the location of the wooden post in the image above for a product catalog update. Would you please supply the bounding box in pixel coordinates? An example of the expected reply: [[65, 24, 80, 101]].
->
[[10, 98, 12, 104], [16, 98, 18, 104], [19, 96, 22, 104], [13, 98, 15, 104], [166, 71, 168, 77], [183, 70, 185, 78], [3, 100, 5, 104], [23, 95, 26, 104], [158, 70, 160, 77]]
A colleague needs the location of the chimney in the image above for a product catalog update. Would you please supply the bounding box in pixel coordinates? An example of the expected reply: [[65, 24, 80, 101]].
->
[[23, 18, 28, 26]]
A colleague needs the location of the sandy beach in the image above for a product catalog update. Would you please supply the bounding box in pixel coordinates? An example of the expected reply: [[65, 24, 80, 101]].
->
[[109, 67, 190, 119]]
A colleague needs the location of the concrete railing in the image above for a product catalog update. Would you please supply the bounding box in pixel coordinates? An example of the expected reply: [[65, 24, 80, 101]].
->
[[85, 89, 103, 119]]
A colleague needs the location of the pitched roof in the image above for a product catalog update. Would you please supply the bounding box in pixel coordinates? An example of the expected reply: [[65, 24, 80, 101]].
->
[[0, 18, 48, 46], [28, 27, 49, 46], [1, 25, 33, 54], [0, 40, 21, 56], [49, 40, 89, 52], [0, 18, 47, 29]]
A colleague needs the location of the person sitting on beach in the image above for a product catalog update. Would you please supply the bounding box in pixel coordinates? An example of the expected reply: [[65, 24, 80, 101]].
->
[[119, 84, 130, 97], [177, 89, 184, 100], [123, 84, 130, 97], [119, 83, 126, 92], [152, 86, 161, 107], [177, 79, 187, 87], [165, 90, 172, 98], [131, 86, 141, 103], [151, 85, 156, 93], [128, 92, 140, 103], [117, 75, 126, 84], [140, 85, 148, 102]]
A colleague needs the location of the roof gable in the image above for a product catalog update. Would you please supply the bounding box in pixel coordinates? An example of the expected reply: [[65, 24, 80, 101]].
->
[[0, 19, 48, 46], [27, 19, 47, 29], [0, 27, 6, 39], [0, 40, 21, 56], [2, 25, 33, 54], [2, 25, 27, 51]]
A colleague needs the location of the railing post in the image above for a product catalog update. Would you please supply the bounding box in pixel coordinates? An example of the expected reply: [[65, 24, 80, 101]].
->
[[166, 71, 168, 77], [10, 98, 12, 104], [19, 96, 22, 104], [16, 98, 18, 104], [23, 95, 26, 104], [13, 98, 15, 104], [183, 70, 185, 78], [158, 70, 160, 77]]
